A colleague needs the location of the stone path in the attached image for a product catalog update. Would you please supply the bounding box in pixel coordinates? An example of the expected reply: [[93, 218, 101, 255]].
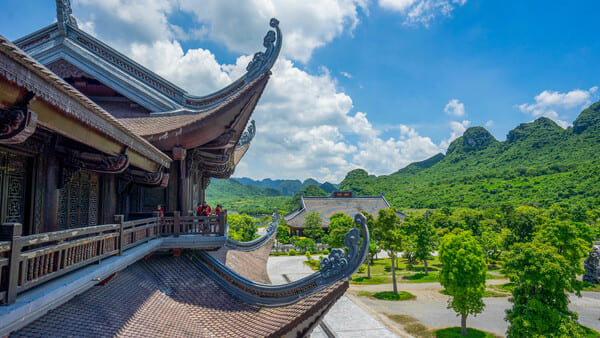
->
[[267, 256, 402, 337]]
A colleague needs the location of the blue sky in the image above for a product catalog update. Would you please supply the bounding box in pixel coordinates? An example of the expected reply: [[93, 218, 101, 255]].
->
[[1, 0, 599, 182]]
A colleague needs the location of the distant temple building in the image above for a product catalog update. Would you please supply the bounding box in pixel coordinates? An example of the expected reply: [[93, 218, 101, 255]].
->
[[0, 2, 368, 336], [285, 191, 404, 236]]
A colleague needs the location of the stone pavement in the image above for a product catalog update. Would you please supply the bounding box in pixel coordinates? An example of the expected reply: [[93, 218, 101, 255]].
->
[[267, 256, 401, 337]]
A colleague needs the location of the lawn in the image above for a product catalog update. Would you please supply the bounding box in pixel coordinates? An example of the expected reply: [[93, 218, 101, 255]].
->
[[352, 257, 505, 284], [433, 327, 499, 338], [385, 314, 433, 338], [440, 289, 508, 297], [582, 282, 600, 292], [358, 291, 416, 301], [350, 276, 392, 284]]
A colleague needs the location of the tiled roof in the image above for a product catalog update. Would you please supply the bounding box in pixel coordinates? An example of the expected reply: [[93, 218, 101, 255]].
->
[[11, 254, 347, 337], [118, 74, 269, 137], [285, 196, 390, 228]]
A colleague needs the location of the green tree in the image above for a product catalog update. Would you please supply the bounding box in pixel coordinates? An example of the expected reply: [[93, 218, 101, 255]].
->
[[294, 237, 316, 253], [228, 213, 258, 242], [303, 211, 325, 241], [326, 213, 355, 248], [479, 229, 502, 263], [277, 224, 290, 244], [407, 216, 436, 275], [376, 208, 403, 294], [504, 242, 585, 337], [534, 219, 591, 269], [439, 231, 487, 336]]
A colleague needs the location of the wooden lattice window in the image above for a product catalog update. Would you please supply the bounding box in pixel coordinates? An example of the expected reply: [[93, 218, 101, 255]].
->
[[58, 169, 99, 229], [0, 152, 30, 225]]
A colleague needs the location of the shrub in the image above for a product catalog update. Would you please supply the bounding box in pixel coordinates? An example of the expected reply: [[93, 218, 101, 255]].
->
[[357, 265, 366, 273], [384, 266, 392, 273], [272, 251, 281, 256], [305, 251, 312, 260], [322, 249, 330, 255], [288, 249, 297, 256]]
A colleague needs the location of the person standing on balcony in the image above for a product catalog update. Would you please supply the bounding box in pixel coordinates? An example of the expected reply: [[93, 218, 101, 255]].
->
[[215, 204, 222, 216], [157, 205, 164, 217], [202, 201, 212, 216], [196, 202, 203, 217]]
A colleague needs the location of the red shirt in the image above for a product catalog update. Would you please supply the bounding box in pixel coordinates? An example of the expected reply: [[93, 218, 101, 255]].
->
[[203, 205, 212, 216], [215, 207, 222, 216]]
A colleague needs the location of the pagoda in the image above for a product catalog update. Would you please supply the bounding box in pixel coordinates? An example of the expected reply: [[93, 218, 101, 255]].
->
[[0, 1, 369, 336]]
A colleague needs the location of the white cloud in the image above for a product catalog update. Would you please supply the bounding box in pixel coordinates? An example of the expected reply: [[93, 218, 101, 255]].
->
[[518, 86, 598, 128], [444, 98, 465, 117], [341, 71, 353, 79], [378, 0, 467, 26], [485, 120, 494, 127], [71, 1, 468, 182], [76, 0, 367, 63], [439, 120, 470, 149]]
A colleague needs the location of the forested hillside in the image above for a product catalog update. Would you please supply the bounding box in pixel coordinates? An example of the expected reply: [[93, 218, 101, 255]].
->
[[340, 101, 600, 209]]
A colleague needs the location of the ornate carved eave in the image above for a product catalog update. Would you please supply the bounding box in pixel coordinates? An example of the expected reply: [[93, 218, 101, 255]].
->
[[236, 120, 256, 150], [121, 168, 169, 188], [60, 150, 130, 174], [0, 93, 37, 145]]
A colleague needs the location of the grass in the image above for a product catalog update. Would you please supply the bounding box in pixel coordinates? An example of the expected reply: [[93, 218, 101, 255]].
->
[[304, 259, 320, 271], [350, 276, 392, 284], [433, 327, 499, 338], [439, 289, 508, 297], [385, 314, 433, 338], [358, 291, 416, 301], [581, 324, 600, 338], [489, 282, 515, 293], [582, 282, 600, 292], [402, 272, 440, 283]]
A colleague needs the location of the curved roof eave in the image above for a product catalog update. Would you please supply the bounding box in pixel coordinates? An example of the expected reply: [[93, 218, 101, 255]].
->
[[14, 19, 282, 114]]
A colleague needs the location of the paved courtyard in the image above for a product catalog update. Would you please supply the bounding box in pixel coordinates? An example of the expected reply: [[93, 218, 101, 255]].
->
[[268, 256, 600, 337]]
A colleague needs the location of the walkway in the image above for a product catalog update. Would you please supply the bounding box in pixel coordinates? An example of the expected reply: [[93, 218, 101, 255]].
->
[[267, 256, 401, 337]]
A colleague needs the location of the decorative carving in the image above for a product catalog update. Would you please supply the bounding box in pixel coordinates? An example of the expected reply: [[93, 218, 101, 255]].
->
[[59, 164, 80, 189], [58, 169, 99, 229], [56, 0, 78, 29], [246, 18, 282, 78], [201, 130, 235, 149], [320, 214, 366, 280], [237, 120, 256, 149], [0, 92, 37, 144], [47, 59, 91, 79], [61, 150, 130, 174], [3, 153, 28, 224], [122, 169, 169, 188], [584, 245, 600, 284]]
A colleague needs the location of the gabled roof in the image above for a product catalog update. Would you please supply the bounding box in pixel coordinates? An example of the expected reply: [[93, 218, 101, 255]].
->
[[284, 192, 398, 228], [0, 35, 171, 171], [14, 16, 281, 115]]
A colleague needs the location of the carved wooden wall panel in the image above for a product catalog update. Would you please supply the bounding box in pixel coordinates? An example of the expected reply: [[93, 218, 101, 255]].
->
[[0, 152, 30, 226], [58, 169, 99, 229]]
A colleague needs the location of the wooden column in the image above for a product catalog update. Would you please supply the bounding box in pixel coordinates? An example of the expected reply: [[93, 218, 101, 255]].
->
[[101, 175, 117, 225], [173, 147, 190, 215], [42, 147, 59, 232]]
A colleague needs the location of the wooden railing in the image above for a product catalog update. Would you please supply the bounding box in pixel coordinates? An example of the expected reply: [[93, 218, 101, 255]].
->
[[0, 211, 227, 305]]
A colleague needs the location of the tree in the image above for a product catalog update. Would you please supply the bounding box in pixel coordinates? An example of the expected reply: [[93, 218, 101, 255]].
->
[[376, 208, 403, 294], [504, 242, 585, 337], [534, 219, 590, 269], [277, 224, 290, 244], [303, 211, 324, 241], [439, 231, 487, 336], [479, 229, 502, 264], [326, 213, 355, 248], [406, 216, 436, 275], [228, 213, 257, 242], [294, 237, 316, 253]]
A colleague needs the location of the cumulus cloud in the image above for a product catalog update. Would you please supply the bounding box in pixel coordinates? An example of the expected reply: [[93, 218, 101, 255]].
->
[[341, 71, 353, 79], [378, 0, 467, 26], [444, 98, 465, 117], [485, 120, 494, 127], [75, 0, 367, 63], [71, 1, 467, 182], [518, 87, 598, 128], [439, 120, 470, 149]]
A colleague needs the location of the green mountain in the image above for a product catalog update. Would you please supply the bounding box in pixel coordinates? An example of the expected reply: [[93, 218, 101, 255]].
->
[[340, 101, 600, 210], [229, 177, 338, 196]]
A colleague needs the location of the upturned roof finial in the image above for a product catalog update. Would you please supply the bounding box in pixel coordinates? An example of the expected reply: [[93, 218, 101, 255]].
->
[[56, 0, 78, 33]]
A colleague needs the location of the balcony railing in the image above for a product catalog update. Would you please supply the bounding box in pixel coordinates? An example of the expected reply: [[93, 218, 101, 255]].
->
[[0, 211, 227, 305]]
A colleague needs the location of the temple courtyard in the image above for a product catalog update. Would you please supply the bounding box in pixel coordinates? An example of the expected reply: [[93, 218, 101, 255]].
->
[[268, 255, 600, 337]]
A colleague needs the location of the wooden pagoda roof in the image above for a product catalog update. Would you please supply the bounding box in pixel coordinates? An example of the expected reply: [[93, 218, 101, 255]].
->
[[13, 1, 281, 179]]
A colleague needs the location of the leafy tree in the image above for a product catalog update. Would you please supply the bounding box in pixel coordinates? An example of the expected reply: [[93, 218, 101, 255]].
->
[[228, 213, 258, 242], [533, 219, 590, 269], [277, 224, 290, 244], [303, 211, 325, 241], [439, 231, 487, 336], [367, 240, 378, 278], [376, 208, 403, 294], [504, 242, 585, 337], [479, 229, 502, 263], [294, 237, 316, 253], [326, 213, 355, 248], [408, 216, 436, 275]]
